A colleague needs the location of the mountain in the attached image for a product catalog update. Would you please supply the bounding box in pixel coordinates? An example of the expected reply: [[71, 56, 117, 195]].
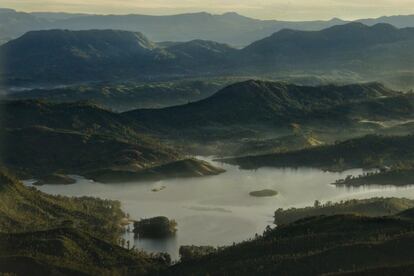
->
[[0, 169, 168, 275], [0, 29, 239, 83], [240, 23, 414, 73], [3, 23, 414, 84], [0, 100, 224, 182], [3, 9, 414, 47], [0, 29, 169, 82], [0, 8, 48, 44], [0, 9, 348, 47], [125, 80, 399, 131], [358, 14, 414, 28]]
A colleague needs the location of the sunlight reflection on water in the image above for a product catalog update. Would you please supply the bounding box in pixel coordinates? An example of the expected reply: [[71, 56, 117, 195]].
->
[[28, 158, 414, 260]]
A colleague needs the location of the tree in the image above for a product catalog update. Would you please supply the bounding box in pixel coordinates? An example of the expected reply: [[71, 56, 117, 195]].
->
[[314, 200, 321, 208]]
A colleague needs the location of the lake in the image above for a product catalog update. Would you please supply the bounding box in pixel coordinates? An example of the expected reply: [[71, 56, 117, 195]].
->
[[28, 158, 414, 260]]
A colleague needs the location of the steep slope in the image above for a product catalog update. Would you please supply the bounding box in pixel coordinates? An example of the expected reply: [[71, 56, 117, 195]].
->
[[0, 170, 167, 275], [0, 170, 124, 240], [0, 29, 168, 82], [166, 40, 236, 69]]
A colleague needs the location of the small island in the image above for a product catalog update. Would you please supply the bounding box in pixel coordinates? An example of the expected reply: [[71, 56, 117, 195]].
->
[[151, 186, 166, 192], [249, 189, 278, 197], [133, 216, 177, 239], [33, 173, 76, 186]]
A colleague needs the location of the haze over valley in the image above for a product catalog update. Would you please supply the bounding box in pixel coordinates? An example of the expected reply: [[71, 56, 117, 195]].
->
[[2, 3, 414, 275]]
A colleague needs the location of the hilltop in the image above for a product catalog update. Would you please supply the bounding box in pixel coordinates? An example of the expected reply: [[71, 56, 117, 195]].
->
[[0, 100, 224, 182], [125, 80, 397, 129]]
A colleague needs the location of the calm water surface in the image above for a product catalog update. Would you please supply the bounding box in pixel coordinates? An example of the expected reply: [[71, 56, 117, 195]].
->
[[29, 158, 414, 259]]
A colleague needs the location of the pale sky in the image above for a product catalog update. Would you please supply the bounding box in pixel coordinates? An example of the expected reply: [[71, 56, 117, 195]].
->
[[2, 0, 414, 21]]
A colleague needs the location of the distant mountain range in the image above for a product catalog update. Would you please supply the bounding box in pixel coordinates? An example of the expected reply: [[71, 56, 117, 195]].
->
[[1, 22, 414, 84], [2, 8, 414, 47]]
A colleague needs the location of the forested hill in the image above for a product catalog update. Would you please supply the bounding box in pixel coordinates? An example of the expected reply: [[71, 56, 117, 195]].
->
[[0, 170, 168, 275], [222, 135, 414, 171], [124, 80, 398, 129], [2, 23, 414, 84], [0, 100, 224, 181], [169, 212, 414, 275]]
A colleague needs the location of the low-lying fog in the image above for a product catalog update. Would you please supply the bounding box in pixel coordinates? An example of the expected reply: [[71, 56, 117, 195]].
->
[[29, 158, 414, 260]]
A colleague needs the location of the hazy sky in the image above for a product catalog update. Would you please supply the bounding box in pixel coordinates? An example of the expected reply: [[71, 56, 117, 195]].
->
[[2, 0, 414, 21]]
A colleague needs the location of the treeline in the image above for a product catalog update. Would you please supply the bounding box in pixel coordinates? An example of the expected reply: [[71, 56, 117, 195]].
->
[[224, 134, 414, 172]]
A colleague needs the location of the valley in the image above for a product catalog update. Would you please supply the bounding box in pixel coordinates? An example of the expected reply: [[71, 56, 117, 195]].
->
[[28, 158, 414, 261], [2, 5, 414, 275]]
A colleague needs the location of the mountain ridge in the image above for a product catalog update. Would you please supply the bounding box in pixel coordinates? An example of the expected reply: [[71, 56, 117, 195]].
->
[[2, 23, 414, 83]]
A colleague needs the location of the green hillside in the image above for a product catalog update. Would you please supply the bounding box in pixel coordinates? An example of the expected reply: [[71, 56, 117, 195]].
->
[[0, 170, 167, 275]]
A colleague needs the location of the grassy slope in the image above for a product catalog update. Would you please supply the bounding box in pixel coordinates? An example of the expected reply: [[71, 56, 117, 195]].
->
[[0, 170, 167, 275], [0, 169, 124, 241]]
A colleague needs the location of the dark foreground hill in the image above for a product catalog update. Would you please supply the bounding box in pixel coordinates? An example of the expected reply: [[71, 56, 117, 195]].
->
[[5, 167, 414, 275], [0, 170, 168, 275], [169, 213, 414, 275]]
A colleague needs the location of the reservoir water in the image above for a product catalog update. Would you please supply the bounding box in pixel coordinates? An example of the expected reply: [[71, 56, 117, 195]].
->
[[29, 158, 414, 260]]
